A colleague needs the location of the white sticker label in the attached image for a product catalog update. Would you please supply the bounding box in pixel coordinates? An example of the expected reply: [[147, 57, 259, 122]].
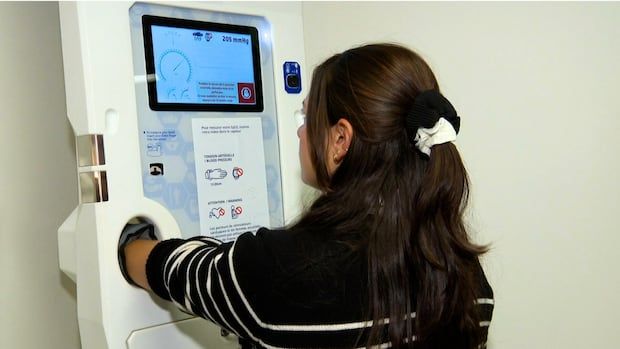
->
[[192, 117, 270, 242]]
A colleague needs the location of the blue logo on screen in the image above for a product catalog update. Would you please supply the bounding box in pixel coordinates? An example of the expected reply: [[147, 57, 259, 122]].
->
[[192, 32, 203, 41]]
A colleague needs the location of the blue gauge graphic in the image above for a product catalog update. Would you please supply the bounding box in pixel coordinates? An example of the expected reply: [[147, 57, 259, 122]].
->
[[158, 49, 192, 82], [167, 88, 178, 100]]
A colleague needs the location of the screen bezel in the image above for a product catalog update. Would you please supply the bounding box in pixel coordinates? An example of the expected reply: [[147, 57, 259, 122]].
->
[[142, 15, 264, 112]]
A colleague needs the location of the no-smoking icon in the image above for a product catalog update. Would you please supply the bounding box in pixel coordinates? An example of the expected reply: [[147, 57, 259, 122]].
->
[[232, 167, 244, 180], [231, 205, 243, 219]]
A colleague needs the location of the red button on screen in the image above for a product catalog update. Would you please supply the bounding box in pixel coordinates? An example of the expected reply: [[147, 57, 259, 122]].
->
[[237, 83, 255, 104]]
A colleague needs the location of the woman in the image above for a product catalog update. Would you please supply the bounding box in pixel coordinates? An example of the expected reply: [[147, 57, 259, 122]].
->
[[122, 43, 494, 348]]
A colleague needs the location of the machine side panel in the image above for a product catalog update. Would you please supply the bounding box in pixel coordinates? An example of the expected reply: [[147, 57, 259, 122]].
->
[[58, 2, 96, 135]]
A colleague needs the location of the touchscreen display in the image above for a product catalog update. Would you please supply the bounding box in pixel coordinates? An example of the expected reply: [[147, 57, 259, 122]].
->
[[142, 16, 263, 111]]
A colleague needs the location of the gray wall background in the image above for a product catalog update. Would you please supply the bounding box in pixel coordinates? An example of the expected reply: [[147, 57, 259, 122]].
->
[[302, 2, 620, 348], [0, 2, 80, 349]]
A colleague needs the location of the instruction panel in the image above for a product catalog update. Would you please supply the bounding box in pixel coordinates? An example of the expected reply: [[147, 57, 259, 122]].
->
[[192, 117, 270, 241]]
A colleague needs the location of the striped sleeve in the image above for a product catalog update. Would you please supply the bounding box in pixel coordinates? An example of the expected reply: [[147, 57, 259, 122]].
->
[[147, 234, 244, 337], [145, 230, 495, 348], [144, 229, 372, 348]]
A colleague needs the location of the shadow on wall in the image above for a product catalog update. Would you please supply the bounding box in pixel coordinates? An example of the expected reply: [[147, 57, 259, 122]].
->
[[60, 272, 77, 301]]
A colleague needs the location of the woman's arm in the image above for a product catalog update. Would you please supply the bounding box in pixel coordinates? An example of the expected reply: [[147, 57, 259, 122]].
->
[[125, 234, 254, 337], [124, 239, 159, 290]]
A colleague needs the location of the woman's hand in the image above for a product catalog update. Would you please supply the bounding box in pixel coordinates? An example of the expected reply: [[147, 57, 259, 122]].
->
[[118, 221, 159, 289], [124, 240, 159, 290]]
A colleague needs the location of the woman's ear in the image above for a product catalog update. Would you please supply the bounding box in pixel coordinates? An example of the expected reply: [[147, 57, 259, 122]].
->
[[327, 118, 353, 172]]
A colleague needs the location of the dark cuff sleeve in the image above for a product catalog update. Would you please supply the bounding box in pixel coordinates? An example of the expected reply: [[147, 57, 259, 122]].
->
[[145, 238, 185, 301]]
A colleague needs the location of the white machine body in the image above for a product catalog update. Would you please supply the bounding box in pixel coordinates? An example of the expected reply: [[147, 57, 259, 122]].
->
[[57, 2, 307, 348]]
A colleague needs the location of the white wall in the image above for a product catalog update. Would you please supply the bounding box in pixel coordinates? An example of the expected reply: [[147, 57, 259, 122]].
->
[[0, 2, 81, 349], [302, 2, 620, 349]]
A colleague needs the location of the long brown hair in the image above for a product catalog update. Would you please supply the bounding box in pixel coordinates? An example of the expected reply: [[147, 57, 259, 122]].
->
[[295, 44, 488, 348]]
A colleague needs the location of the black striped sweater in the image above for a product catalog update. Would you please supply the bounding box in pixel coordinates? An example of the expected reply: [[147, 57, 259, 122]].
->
[[146, 227, 494, 348]]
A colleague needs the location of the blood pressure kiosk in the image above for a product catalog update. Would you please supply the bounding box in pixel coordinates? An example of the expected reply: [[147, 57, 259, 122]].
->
[[57, 2, 306, 348]]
